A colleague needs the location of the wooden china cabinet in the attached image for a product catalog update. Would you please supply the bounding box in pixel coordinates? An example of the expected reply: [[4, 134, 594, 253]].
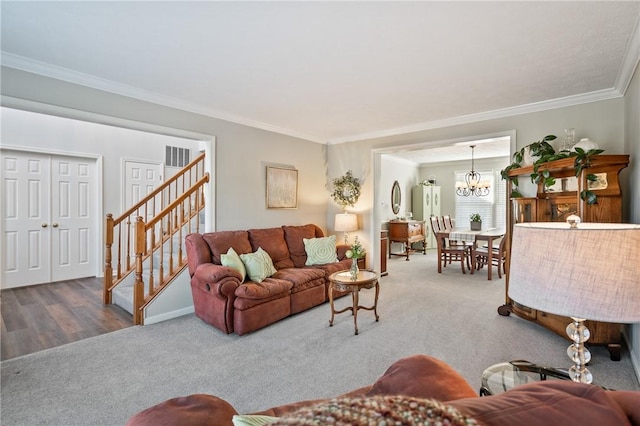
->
[[501, 154, 630, 360]]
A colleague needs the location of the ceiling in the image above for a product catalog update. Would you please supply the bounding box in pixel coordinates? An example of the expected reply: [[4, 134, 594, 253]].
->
[[1, 1, 639, 164]]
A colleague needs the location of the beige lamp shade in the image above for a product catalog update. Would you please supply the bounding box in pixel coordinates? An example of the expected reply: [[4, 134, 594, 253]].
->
[[508, 222, 640, 323], [334, 213, 358, 233]]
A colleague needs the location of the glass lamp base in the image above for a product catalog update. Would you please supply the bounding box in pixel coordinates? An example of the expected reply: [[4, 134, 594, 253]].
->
[[566, 317, 593, 384]]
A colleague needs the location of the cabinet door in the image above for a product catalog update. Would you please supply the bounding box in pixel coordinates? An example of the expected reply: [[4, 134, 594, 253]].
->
[[431, 186, 441, 215], [411, 186, 425, 220], [512, 198, 537, 223], [537, 197, 577, 222]]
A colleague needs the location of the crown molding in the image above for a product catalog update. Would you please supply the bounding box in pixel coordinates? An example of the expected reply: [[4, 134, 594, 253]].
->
[[1, 50, 630, 147], [0, 52, 325, 144], [327, 88, 623, 145]]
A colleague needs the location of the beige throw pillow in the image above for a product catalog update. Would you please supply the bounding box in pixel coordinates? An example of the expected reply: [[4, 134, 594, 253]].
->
[[221, 247, 246, 281], [240, 247, 277, 282]]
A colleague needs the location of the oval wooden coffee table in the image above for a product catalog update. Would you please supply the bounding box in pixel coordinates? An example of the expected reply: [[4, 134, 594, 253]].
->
[[328, 270, 380, 335]]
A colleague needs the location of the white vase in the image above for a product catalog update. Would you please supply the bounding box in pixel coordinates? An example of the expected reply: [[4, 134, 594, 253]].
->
[[572, 138, 599, 152], [522, 147, 539, 166]]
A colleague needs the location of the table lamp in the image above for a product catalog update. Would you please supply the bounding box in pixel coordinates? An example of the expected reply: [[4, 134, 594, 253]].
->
[[508, 221, 640, 383], [335, 213, 358, 245]]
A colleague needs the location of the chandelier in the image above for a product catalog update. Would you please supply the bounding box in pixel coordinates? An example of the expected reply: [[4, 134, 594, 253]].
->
[[456, 145, 490, 197]]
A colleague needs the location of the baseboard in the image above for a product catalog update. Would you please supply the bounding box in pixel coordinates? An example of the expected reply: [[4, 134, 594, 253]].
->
[[144, 306, 195, 325]]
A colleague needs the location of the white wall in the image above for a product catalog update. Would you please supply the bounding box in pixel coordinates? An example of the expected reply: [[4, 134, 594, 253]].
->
[[379, 155, 419, 222], [1, 107, 202, 219], [1, 67, 331, 234]]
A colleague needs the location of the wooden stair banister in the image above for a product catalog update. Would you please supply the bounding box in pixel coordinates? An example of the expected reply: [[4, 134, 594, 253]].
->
[[133, 175, 208, 316], [104, 152, 209, 324]]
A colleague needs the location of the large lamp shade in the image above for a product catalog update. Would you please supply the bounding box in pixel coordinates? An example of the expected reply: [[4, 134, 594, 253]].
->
[[508, 222, 640, 383]]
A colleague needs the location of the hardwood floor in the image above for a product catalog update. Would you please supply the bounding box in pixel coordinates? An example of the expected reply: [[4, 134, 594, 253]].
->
[[1, 277, 132, 361]]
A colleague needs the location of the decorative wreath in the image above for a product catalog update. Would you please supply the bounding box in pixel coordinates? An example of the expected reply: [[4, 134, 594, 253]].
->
[[331, 170, 361, 209]]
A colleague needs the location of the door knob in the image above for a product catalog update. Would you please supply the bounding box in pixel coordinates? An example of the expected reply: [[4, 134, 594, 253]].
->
[[42, 223, 48, 228], [52, 223, 59, 228]]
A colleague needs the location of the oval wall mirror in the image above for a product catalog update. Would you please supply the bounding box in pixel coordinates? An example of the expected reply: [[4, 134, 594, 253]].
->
[[391, 181, 401, 214]]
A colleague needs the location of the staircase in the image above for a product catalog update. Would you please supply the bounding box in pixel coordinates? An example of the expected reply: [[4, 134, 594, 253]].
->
[[104, 153, 209, 324]]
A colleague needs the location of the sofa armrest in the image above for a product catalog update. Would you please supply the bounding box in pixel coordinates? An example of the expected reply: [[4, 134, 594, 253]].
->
[[126, 394, 238, 426], [192, 263, 241, 298], [185, 233, 213, 277], [336, 244, 349, 260]]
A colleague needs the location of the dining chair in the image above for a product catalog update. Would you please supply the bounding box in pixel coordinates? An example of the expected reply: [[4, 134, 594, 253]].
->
[[442, 214, 471, 253], [435, 231, 471, 274], [441, 215, 454, 231], [430, 216, 453, 264], [429, 216, 442, 236], [472, 236, 507, 279]]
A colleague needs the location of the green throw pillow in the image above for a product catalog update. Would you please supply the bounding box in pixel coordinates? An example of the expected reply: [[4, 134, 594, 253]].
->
[[304, 235, 338, 265], [240, 247, 277, 282], [232, 414, 279, 426], [221, 247, 246, 281]]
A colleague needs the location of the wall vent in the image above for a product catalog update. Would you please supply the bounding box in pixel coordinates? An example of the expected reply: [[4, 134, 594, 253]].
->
[[166, 146, 190, 167]]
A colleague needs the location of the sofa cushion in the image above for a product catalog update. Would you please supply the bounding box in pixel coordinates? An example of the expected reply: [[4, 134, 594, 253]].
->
[[272, 268, 326, 292], [448, 380, 632, 426], [248, 227, 295, 269], [221, 247, 247, 281], [304, 235, 339, 265], [366, 354, 477, 401], [125, 394, 238, 426], [307, 258, 352, 276], [202, 231, 252, 265], [282, 224, 319, 268], [240, 248, 277, 283], [235, 277, 292, 300]]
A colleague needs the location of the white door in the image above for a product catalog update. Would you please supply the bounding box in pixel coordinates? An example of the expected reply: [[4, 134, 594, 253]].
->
[[50, 156, 95, 282], [1, 151, 97, 288], [124, 160, 163, 218]]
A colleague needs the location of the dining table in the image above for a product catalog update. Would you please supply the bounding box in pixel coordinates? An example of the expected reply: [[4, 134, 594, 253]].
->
[[447, 227, 506, 280]]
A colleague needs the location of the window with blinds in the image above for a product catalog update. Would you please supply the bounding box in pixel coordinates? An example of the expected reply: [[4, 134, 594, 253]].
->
[[454, 170, 506, 229]]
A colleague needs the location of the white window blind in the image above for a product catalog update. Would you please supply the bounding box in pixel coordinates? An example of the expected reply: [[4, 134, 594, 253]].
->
[[454, 170, 506, 229]]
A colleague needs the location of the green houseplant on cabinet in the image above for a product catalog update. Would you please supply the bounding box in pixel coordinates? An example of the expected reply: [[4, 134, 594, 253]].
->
[[470, 213, 482, 231], [500, 135, 604, 205]]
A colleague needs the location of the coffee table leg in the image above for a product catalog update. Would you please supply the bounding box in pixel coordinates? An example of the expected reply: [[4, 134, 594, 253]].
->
[[329, 283, 335, 327], [353, 289, 359, 335], [374, 281, 380, 322]]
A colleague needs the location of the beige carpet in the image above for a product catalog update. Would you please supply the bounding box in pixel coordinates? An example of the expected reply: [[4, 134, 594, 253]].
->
[[2, 251, 638, 425]]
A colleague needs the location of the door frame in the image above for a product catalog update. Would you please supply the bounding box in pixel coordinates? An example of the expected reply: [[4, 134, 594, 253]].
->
[[0, 144, 104, 280]]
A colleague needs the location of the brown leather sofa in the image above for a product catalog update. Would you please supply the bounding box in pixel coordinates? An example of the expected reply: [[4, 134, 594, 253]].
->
[[126, 354, 640, 425], [185, 224, 352, 335]]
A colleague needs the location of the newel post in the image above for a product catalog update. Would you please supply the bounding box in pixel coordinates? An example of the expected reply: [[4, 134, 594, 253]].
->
[[104, 213, 114, 304], [133, 216, 146, 325]]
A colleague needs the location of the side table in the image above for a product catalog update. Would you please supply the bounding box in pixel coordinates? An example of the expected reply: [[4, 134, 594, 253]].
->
[[479, 360, 608, 396], [328, 270, 380, 335]]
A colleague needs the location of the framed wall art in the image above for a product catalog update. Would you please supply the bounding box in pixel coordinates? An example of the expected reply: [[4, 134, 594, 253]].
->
[[266, 166, 298, 209]]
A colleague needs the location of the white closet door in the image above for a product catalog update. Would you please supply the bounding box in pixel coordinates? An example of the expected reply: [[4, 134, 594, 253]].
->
[[50, 156, 96, 282], [1, 151, 97, 288], [1, 152, 51, 287]]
